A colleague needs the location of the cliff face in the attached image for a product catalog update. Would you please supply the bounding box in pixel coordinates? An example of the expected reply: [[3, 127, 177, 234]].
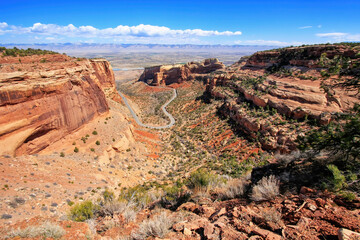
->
[[0, 55, 115, 156], [204, 44, 360, 153], [139, 58, 224, 86]]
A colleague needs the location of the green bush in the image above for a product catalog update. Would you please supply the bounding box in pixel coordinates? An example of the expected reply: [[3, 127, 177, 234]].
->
[[298, 104, 360, 165], [187, 168, 215, 191], [102, 189, 115, 203], [92, 131, 98, 135], [74, 147, 79, 153], [95, 140, 100, 145], [69, 200, 95, 222], [1, 47, 58, 57], [161, 185, 191, 209], [327, 164, 346, 191]]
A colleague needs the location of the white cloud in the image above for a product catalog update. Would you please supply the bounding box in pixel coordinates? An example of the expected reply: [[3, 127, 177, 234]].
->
[[316, 32, 347, 37], [0, 22, 8, 29], [299, 26, 312, 29], [234, 39, 302, 46], [316, 32, 360, 41], [0, 22, 242, 38]]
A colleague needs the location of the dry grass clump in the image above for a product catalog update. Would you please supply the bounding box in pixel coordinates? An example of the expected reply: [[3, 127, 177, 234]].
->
[[251, 175, 280, 201], [217, 178, 247, 200], [262, 208, 282, 224], [132, 211, 177, 239], [6, 221, 65, 239], [97, 200, 138, 223]]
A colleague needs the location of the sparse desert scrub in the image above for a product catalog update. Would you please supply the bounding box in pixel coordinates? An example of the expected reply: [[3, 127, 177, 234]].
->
[[217, 178, 247, 200], [251, 175, 280, 201], [161, 185, 191, 209], [131, 211, 178, 240], [6, 221, 65, 239]]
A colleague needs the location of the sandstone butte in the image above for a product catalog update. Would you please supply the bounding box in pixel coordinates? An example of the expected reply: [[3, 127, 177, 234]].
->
[[0, 54, 116, 156], [139, 58, 224, 86]]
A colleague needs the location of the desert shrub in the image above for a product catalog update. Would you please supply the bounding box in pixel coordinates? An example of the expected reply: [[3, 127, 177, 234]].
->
[[96, 140, 100, 145], [7, 222, 65, 239], [251, 175, 280, 201], [218, 178, 247, 200], [92, 131, 98, 135], [118, 185, 154, 208], [60, 152, 65, 157], [70, 200, 95, 222], [161, 185, 191, 209], [326, 164, 347, 191], [298, 104, 360, 165], [97, 201, 125, 217], [340, 191, 357, 201], [132, 211, 176, 239], [74, 147, 79, 153], [187, 168, 215, 192], [123, 208, 137, 223], [102, 189, 115, 203]]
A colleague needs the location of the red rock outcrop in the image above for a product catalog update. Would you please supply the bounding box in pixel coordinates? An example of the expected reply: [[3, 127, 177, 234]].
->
[[204, 44, 360, 152], [139, 58, 224, 86], [0, 55, 116, 156]]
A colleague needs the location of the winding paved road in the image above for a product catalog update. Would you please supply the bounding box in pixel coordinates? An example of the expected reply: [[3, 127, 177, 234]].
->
[[118, 88, 177, 129]]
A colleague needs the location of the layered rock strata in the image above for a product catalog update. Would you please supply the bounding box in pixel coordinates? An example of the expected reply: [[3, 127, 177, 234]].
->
[[0, 55, 115, 156], [139, 58, 224, 86]]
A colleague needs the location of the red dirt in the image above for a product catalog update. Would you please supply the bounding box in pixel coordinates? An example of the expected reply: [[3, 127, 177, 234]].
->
[[134, 129, 160, 141]]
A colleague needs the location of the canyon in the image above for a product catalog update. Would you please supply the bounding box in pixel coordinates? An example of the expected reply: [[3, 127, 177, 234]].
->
[[0, 44, 359, 239]]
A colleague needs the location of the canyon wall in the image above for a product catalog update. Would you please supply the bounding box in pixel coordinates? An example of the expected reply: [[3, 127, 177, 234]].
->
[[0, 55, 115, 156], [204, 44, 360, 152]]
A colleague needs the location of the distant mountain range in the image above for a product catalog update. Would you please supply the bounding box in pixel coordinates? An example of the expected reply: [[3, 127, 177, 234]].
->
[[0, 43, 276, 55]]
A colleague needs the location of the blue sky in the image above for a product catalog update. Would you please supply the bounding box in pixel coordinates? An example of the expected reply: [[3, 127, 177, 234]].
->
[[0, 0, 359, 45]]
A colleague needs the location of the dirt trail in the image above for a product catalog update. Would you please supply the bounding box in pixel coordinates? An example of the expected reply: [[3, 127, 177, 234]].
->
[[118, 87, 176, 129]]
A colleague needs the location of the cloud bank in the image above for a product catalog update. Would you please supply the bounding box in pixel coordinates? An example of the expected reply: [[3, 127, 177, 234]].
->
[[234, 39, 302, 46], [316, 32, 360, 41], [0, 22, 242, 38]]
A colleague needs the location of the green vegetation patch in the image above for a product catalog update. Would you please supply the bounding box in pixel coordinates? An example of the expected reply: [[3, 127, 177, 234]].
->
[[1, 47, 58, 57]]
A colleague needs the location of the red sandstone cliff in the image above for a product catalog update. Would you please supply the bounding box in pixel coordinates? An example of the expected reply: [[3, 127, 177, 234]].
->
[[139, 58, 224, 86], [0, 54, 116, 156], [204, 44, 360, 152]]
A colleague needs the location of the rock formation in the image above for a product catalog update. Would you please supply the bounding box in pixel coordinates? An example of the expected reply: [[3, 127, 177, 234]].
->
[[0, 54, 116, 156], [139, 58, 224, 86], [204, 44, 360, 152]]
